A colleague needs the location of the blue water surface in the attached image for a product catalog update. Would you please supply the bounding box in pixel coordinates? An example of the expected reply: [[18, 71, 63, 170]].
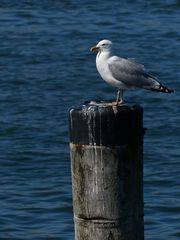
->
[[0, 1, 179, 239]]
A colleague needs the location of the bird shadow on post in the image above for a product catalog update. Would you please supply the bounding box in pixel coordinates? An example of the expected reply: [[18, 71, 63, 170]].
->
[[69, 100, 145, 240]]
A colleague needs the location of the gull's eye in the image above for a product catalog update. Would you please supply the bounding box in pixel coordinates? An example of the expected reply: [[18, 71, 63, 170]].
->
[[102, 44, 106, 47]]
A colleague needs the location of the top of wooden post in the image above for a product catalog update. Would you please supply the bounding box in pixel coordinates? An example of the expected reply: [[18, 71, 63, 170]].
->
[[69, 101, 143, 146]]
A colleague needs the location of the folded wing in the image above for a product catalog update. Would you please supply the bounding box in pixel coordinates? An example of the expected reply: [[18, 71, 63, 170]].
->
[[108, 56, 159, 89]]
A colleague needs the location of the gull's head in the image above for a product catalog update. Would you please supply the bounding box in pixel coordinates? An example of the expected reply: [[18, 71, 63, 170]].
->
[[90, 39, 112, 53]]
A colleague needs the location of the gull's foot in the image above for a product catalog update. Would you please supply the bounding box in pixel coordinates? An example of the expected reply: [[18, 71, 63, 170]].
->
[[112, 100, 125, 106], [98, 100, 126, 106]]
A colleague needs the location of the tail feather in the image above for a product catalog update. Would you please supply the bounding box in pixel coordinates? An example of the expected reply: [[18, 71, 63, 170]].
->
[[144, 74, 174, 93], [151, 83, 174, 93]]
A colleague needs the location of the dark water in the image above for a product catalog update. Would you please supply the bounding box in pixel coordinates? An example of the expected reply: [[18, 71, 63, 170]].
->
[[0, 1, 179, 239]]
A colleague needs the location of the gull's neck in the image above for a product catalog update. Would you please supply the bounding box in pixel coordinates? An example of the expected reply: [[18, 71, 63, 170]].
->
[[96, 50, 111, 61], [96, 50, 112, 75]]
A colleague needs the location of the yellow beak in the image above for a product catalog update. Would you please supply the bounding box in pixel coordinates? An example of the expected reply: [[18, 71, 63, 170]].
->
[[90, 46, 99, 52]]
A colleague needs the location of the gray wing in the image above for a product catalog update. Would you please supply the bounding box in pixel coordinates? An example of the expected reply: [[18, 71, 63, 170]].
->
[[108, 56, 159, 89]]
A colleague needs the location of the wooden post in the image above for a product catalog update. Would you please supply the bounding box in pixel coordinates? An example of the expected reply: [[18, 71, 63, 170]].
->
[[69, 101, 144, 240]]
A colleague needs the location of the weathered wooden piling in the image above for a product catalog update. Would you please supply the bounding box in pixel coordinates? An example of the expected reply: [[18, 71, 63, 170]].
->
[[69, 101, 144, 240]]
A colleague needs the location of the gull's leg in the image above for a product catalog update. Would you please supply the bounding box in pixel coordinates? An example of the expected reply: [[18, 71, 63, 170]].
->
[[116, 89, 121, 104], [119, 89, 124, 104], [116, 89, 124, 105]]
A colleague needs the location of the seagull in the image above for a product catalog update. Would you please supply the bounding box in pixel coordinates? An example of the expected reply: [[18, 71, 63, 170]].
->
[[90, 39, 173, 105]]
